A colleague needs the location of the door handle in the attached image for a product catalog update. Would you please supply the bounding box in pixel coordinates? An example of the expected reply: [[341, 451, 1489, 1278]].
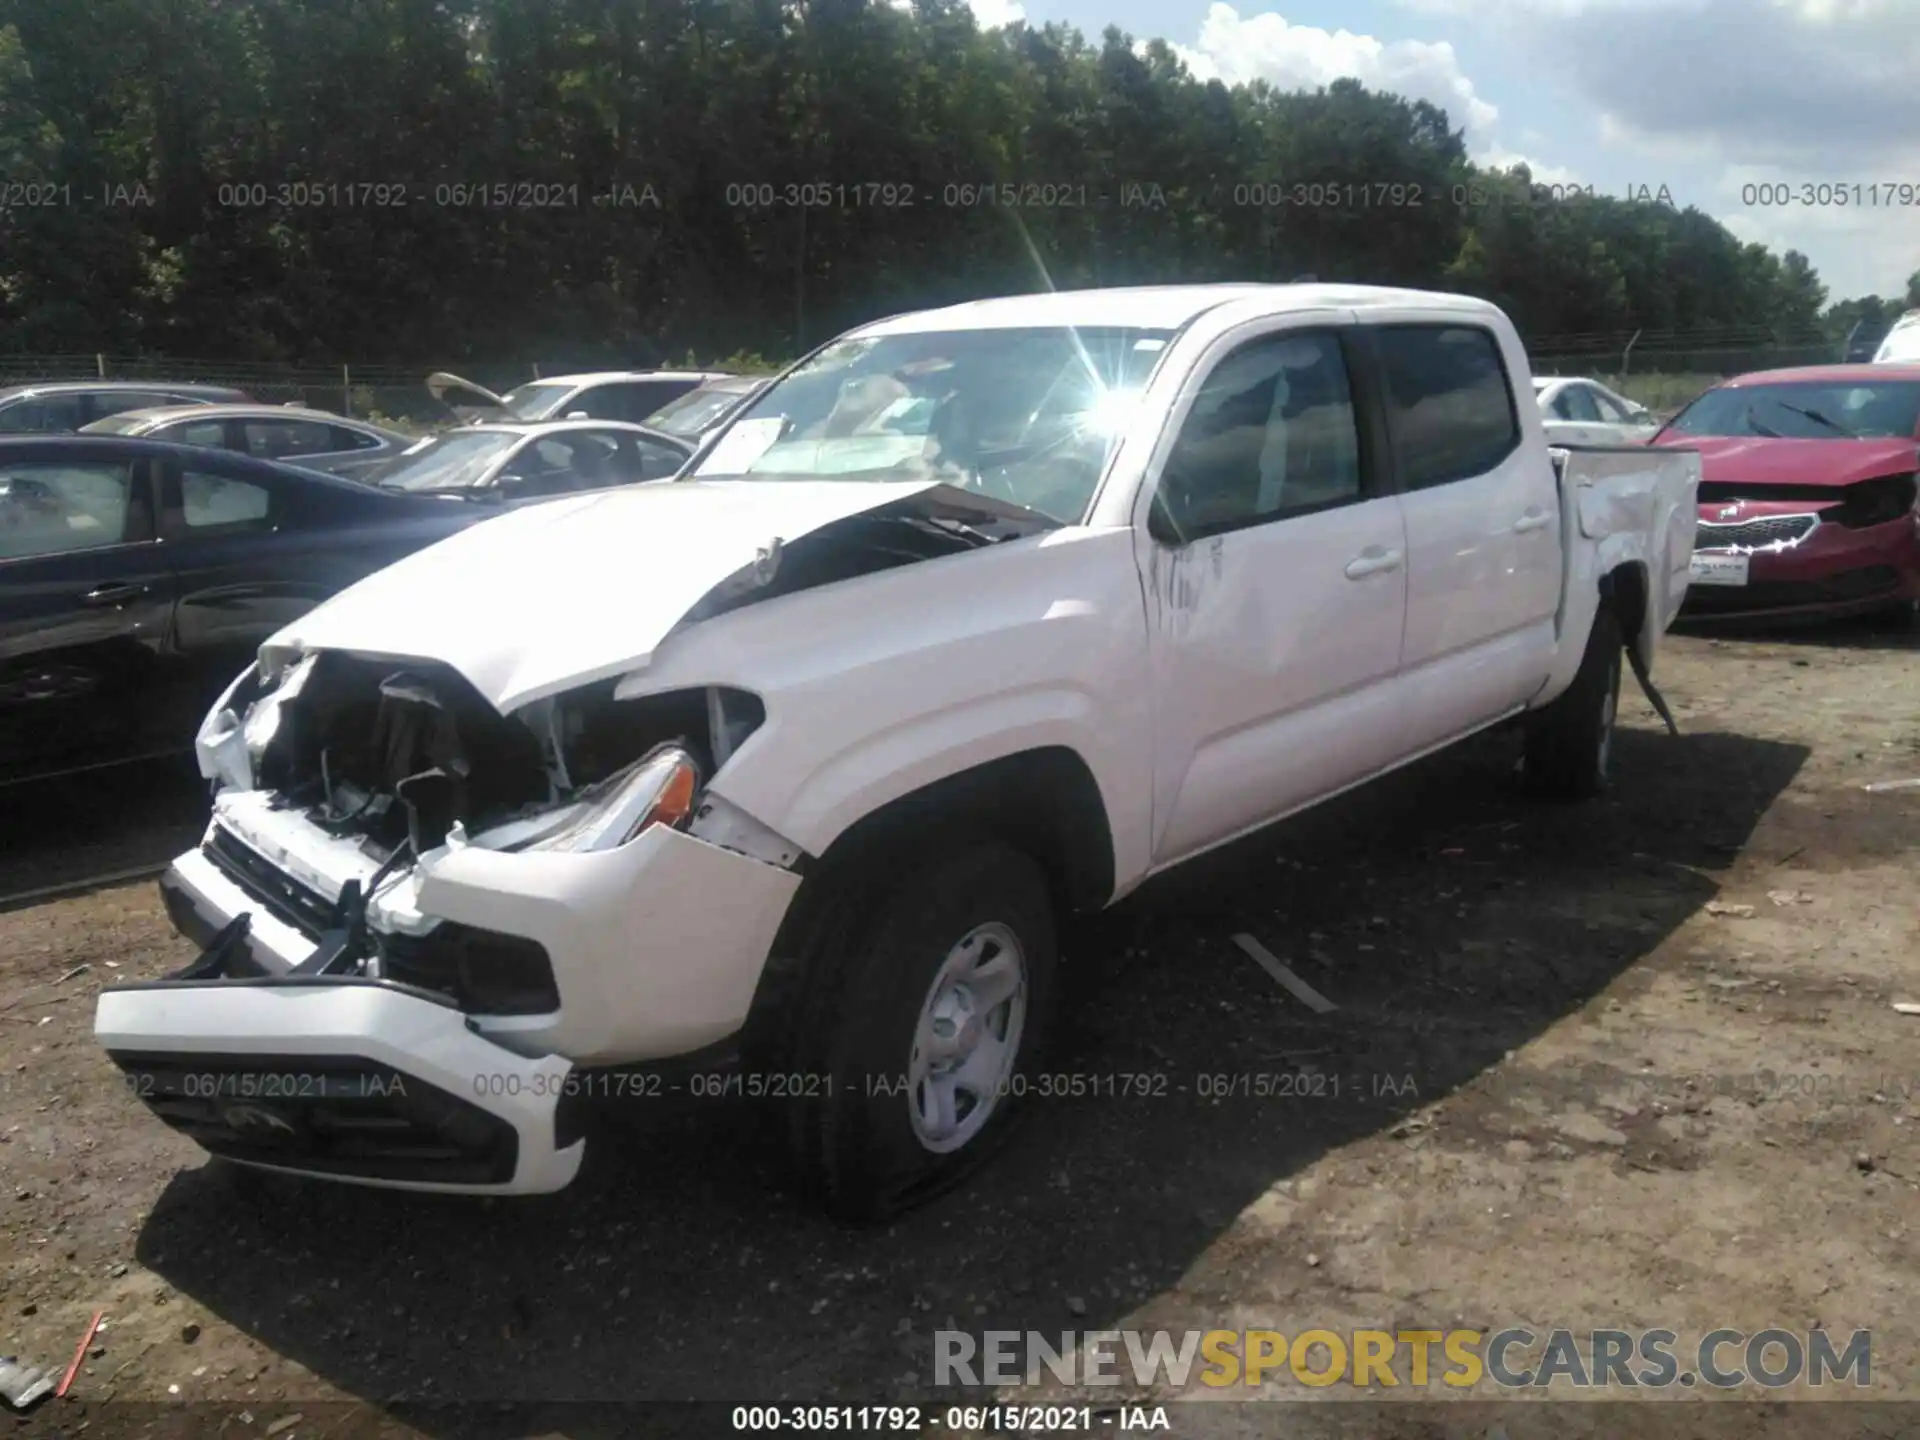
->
[[81, 582, 150, 606], [1344, 548, 1404, 579], [1512, 510, 1552, 533]]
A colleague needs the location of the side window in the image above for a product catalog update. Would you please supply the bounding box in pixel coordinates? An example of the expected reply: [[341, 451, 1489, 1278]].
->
[[567, 386, 622, 420], [181, 469, 273, 531], [503, 436, 604, 495], [633, 438, 687, 480], [86, 392, 164, 421], [605, 433, 686, 483], [170, 418, 232, 448], [0, 395, 86, 433], [0, 461, 143, 560], [243, 419, 339, 459], [1591, 389, 1631, 423], [1157, 330, 1363, 539], [1375, 324, 1520, 490], [326, 425, 380, 451], [1560, 386, 1602, 423]]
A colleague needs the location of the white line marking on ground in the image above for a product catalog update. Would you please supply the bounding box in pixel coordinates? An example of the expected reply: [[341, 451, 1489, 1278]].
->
[[1232, 932, 1338, 1013]]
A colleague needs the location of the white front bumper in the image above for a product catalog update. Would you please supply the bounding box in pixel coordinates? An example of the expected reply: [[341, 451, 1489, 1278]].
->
[[96, 978, 585, 1194]]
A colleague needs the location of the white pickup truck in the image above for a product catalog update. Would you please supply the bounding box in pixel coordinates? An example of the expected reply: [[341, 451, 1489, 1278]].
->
[[95, 284, 1701, 1220]]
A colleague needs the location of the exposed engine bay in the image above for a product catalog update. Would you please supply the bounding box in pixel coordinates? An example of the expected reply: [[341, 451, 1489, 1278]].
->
[[234, 651, 761, 861], [210, 486, 1038, 861]]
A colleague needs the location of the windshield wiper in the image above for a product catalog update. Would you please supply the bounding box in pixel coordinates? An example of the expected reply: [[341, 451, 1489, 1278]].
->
[[1768, 399, 1858, 438], [1744, 405, 1783, 439]]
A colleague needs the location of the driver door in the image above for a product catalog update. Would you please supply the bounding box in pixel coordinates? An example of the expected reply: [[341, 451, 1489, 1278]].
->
[[1133, 314, 1410, 868]]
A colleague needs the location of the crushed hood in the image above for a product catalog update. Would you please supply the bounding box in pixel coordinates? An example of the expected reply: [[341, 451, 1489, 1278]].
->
[[1651, 433, 1920, 488], [259, 478, 1047, 713]]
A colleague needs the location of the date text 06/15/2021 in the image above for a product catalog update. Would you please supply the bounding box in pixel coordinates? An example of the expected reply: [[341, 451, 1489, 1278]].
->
[[728, 1405, 1170, 1432]]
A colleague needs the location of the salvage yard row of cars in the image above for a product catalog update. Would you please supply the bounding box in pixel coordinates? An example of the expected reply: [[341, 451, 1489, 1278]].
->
[[0, 285, 1912, 1220]]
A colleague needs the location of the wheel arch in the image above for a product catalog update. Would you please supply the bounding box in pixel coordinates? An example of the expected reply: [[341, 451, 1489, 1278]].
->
[[738, 745, 1114, 1060]]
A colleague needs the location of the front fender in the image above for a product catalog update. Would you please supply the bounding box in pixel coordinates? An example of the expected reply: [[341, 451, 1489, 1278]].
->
[[713, 686, 1131, 870]]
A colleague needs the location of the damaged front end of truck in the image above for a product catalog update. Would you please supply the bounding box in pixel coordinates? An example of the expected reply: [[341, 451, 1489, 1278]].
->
[[98, 653, 789, 1192], [95, 478, 1048, 1193]]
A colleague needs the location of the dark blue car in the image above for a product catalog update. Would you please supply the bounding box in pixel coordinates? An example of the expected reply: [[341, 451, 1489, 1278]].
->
[[0, 435, 486, 786]]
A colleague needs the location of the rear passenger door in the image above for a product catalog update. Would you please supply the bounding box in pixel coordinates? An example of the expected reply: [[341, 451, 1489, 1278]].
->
[[1362, 318, 1562, 743], [1135, 316, 1411, 866], [0, 450, 180, 780], [159, 455, 374, 718]]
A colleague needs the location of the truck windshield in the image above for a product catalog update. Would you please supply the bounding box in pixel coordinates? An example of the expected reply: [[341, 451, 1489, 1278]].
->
[[1665, 380, 1920, 440], [689, 326, 1177, 522]]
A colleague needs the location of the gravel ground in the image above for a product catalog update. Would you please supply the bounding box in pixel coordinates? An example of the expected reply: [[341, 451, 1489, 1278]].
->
[[2, 621, 1917, 1439]]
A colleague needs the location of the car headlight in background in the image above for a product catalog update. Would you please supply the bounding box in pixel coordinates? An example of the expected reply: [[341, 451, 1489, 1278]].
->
[[524, 745, 702, 854]]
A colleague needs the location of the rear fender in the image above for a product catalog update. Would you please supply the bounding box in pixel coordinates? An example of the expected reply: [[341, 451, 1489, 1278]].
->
[[1538, 444, 1699, 704]]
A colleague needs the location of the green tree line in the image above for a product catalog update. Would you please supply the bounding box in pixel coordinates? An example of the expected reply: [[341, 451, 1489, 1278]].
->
[[1, 0, 1913, 368]]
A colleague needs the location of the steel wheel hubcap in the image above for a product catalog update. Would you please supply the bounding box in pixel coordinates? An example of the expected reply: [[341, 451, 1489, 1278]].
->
[[906, 921, 1028, 1154]]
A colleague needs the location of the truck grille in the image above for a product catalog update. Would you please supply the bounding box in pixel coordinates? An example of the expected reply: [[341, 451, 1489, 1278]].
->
[[203, 825, 336, 939], [106, 1051, 519, 1186], [1695, 513, 1818, 552]]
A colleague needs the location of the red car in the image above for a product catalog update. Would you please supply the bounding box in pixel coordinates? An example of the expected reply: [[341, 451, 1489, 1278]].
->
[[1649, 364, 1920, 624]]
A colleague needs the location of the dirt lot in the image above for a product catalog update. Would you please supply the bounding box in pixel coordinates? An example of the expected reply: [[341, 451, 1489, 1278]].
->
[[3, 621, 1918, 1439]]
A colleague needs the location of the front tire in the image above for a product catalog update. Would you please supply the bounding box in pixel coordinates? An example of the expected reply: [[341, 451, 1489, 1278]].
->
[[782, 840, 1059, 1224], [1522, 604, 1623, 801]]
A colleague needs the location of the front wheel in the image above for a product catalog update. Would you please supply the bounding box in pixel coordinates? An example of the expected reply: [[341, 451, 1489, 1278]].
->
[[782, 841, 1059, 1224], [1522, 605, 1623, 801]]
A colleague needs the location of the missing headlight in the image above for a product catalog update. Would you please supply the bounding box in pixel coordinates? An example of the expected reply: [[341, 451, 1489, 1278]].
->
[[1829, 473, 1918, 529]]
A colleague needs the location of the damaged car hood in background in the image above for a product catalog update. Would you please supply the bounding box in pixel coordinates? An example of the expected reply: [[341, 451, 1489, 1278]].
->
[[259, 478, 1053, 714]]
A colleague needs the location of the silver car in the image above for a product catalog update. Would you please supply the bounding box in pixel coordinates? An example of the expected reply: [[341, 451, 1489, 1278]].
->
[[359, 419, 694, 502], [0, 381, 249, 433], [79, 404, 414, 478], [426, 369, 733, 425], [642, 375, 774, 445]]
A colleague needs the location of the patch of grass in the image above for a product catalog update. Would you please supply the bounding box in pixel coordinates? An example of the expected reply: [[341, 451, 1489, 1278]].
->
[[1606, 373, 1722, 412]]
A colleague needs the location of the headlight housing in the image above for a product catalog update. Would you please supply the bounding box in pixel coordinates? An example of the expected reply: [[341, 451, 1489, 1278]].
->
[[1829, 473, 1918, 529], [524, 744, 701, 854]]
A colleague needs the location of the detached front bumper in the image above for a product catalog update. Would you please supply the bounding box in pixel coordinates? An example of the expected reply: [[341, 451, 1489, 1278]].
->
[[104, 786, 805, 1194], [96, 958, 585, 1194]]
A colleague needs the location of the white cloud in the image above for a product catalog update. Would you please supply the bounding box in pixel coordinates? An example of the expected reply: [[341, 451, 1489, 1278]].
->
[[1475, 147, 1580, 186], [1170, 5, 1498, 144], [887, 0, 1026, 27], [967, 0, 1027, 27], [1396, 0, 1920, 296]]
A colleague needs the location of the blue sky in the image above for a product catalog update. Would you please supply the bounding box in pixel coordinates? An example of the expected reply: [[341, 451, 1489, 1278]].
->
[[970, 0, 1920, 307]]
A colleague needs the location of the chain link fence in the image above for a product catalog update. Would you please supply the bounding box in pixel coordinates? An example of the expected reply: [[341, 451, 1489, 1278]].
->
[[1527, 325, 1844, 416], [0, 325, 1859, 430], [0, 355, 557, 432]]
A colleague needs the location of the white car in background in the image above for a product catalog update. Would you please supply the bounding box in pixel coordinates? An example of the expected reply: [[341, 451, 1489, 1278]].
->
[[1872, 312, 1920, 364], [1533, 375, 1658, 445], [427, 369, 732, 426]]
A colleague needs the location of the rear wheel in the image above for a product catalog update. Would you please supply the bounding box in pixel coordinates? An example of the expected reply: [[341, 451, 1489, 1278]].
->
[[1522, 605, 1623, 801], [781, 840, 1058, 1224]]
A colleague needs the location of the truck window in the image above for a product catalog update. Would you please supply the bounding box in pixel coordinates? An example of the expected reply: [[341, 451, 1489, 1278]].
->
[[1375, 324, 1520, 489], [1157, 330, 1362, 539]]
